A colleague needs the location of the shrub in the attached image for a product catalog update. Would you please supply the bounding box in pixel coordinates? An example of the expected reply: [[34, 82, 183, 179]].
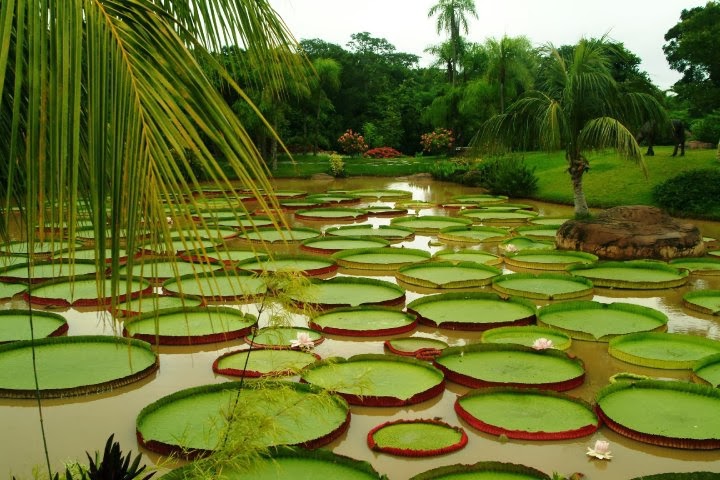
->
[[328, 153, 345, 177], [652, 168, 720, 218], [363, 147, 403, 159], [690, 112, 720, 144], [474, 154, 538, 197], [428, 159, 470, 182], [420, 128, 454, 155], [337, 129, 368, 155]]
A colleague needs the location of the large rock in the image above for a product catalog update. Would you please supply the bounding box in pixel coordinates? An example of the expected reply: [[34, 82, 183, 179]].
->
[[555, 205, 706, 260]]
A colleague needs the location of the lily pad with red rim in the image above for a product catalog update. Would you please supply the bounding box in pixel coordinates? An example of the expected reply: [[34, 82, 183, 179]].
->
[[390, 215, 472, 234], [246, 326, 323, 349], [455, 387, 599, 440], [309, 306, 417, 337], [349, 188, 413, 200], [396, 261, 502, 289], [409, 461, 551, 480], [568, 260, 689, 289], [459, 209, 538, 224], [24, 275, 153, 307], [492, 273, 594, 300], [511, 225, 560, 240], [213, 347, 320, 378], [596, 379, 720, 449], [0, 259, 105, 284], [437, 225, 510, 244], [367, 418, 468, 457], [111, 293, 202, 317], [433, 343, 585, 391], [608, 331, 720, 369], [288, 276, 406, 310], [499, 237, 556, 252], [300, 353, 445, 406], [331, 247, 431, 271], [537, 300, 669, 342], [136, 380, 351, 458], [300, 236, 391, 254], [384, 336, 449, 359], [161, 269, 266, 303], [406, 291, 536, 331], [431, 248, 502, 266], [235, 226, 321, 244], [324, 224, 415, 242], [294, 207, 369, 222], [235, 254, 337, 276], [0, 309, 68, 343], [0, 335, 158, 398], [123, 306, 257, 345], [503, 250, 598, 271], [452, 194, 508, 204], [481, 326, 572, 350], [161, 446, 387, 480]]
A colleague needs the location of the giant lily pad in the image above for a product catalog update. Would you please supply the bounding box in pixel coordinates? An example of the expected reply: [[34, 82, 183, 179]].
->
[[683, 290, 720, 315], [693, 353, 720, 387], [390, 215, 473, 234], [407, 292, 536, 331], [396, 261, 502, 289], [332, 247, 431, 270], [668, 257, 720, 275], [431, 248, 502, 266], [162, 270, 266, 302], [437, 225, 510, 244], [300, 353, 445, 406], [300, 236, 390, 254], [213, 348, 320, 378], [294, 207, 369, 222], [367, 418, 468, 457], [235, 226, 321, 244], [456, 387, 598, 440], [568, 260, 689, 289], [136, 381, 350, 457], [503, 250, 598, 271], [608, 332, 720, 369], [236, 254, 337, 276], [289, 277, 405, 309], [24, 275, 153, 307], [433, 343, 585, 391], [0, 260, 104, 284], [0, 335, 158, 398], [309, 306, 417, 337], [481, 326, 572, 351], [325, 224, 415, 242], [492, 273, 594, 300], [0, 309, 68, 343], [537, 301, 668, 341], [596, 379, 720, 449], [162, 446, 387, 480], [123, 306, 257, 345]]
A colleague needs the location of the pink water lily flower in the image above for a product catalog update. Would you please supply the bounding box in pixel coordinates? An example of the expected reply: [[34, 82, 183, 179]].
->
[[532, 338, 554, 350], [586, 439, 612, 460], [290, 332, 315, 351]]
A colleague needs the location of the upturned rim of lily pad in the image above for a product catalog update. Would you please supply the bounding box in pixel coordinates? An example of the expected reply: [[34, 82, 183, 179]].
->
[[367, 418, 468, 457]]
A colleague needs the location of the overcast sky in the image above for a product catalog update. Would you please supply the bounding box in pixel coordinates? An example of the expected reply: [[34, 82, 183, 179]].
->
[[269, 0, 706, 91]]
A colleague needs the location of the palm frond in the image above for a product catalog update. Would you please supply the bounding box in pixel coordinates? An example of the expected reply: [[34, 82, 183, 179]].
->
[[579, 117, 647, 174]]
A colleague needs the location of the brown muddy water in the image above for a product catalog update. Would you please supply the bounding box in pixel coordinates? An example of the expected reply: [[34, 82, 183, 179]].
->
[[3, 176, 720, 479]]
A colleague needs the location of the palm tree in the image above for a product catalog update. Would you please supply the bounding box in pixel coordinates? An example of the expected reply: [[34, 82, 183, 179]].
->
[[1, 0, 306, 476], [475, 37, 667, 217], [484, 35, 536, 113], [428, 0, 478, 86], [1, 0, 305, 269]]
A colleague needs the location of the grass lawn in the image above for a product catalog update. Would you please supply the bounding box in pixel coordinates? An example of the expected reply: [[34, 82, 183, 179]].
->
[[524, 146, 719, 208]]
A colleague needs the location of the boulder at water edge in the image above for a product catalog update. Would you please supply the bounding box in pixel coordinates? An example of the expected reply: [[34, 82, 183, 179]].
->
[[555, 205, 706, 260]]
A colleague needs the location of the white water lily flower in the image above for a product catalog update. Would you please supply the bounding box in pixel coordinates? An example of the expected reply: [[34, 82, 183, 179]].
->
[[290, 332, 315, 351], [586, 440, 612, 460], [532, 338, 554, 350], [504, 244, 519, 253]]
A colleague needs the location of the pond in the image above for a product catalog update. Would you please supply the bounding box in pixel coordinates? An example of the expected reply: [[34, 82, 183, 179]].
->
[[2, 176, 720, 479]]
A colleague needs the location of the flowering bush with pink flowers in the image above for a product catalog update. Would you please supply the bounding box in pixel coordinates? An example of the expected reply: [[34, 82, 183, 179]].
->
[[337, 129, 368, 155], [420, 128, 455, 155], [364, 147, 403, 159]]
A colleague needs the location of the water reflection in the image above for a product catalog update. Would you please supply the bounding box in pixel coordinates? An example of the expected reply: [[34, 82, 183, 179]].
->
[[2, 177, 720, 479]]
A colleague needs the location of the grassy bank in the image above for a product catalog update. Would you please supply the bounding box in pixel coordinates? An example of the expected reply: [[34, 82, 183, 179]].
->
[[266, 147, 719, 213], [523, 146, 719, 208]]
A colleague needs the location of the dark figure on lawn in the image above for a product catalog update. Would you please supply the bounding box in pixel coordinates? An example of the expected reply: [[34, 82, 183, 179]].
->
[[636, 119, 686, 157]]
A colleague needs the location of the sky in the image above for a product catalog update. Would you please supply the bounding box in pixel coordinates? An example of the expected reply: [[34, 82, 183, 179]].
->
[[269, 0, 707, 92]]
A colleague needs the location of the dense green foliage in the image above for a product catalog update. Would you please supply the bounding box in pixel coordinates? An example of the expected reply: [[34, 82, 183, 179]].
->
[[652, 168, 720, 218], [473, 155, 538, 197]]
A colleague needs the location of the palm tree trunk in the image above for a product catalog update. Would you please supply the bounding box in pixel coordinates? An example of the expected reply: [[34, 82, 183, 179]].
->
[[568, 153, 589, 217]]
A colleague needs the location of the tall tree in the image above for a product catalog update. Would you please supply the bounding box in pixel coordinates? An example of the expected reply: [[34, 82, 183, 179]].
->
[[428, 0, 478, 86], [475, 37, 667, 217], [663, 1, 720, 115], [484, 35, 536, 113]]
